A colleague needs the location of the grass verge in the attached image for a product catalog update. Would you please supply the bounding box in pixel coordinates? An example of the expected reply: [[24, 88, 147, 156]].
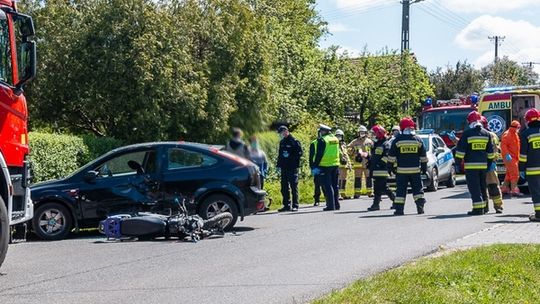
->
[[314, 244, 540, 304]]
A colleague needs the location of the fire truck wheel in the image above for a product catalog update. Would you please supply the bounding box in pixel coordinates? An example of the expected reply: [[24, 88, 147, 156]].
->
[[32, 202, 73, 241], [0, 198, 8, 268]]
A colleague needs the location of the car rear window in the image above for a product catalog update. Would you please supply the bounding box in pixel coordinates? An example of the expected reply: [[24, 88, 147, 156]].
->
[[168, 148, 217, 169]]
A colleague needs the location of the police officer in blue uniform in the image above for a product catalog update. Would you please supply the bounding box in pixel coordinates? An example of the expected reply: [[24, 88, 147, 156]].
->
[[277, 126, 303, 212]]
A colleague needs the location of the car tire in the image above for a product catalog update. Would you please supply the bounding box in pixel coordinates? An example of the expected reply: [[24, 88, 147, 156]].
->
[[0, 198, 8, 268], [427, 168, 439, 192], [32, 202, 73, 241], [199, 194, 238, 230], [446, 166, 456, 188]]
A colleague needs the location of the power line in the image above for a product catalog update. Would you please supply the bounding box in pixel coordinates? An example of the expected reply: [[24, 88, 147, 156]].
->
[[489, 36, 505, 62]]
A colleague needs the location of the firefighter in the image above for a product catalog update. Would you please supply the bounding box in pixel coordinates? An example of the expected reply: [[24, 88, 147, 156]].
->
[[312, 124, 341, 211], [519, 108, 540, 222], [387, 118, 427, 216], [367, 125, 396, 211], [481, 116, 504, 213], [501, 120, 522, 196], [348, 125, 374, 198], [335, 129, 352, 200], [455, 111, 495, 215]]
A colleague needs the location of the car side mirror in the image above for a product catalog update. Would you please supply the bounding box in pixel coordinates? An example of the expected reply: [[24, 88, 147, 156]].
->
[[128, 160, 145, 175], [84, 171, 98, 183], [436, 147, 445, 155]]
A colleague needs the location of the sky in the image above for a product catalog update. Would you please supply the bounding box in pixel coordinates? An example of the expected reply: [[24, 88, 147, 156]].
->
[[316, 0, 540, 74]]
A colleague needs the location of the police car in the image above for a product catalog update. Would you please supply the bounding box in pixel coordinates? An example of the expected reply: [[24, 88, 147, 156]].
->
[[416, 130, 456, 191]]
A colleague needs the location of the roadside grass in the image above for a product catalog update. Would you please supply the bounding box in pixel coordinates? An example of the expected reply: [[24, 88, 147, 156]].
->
[[314, 244, 540, 304], [265, 174, 368, 210]]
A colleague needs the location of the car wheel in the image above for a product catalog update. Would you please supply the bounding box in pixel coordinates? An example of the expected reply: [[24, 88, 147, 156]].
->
[[32, 203, 73, 241], [427, 168, 439, 192], [0, 198, 8, 268], [446, 166, 456, 188], [199, 194, 238, 230]]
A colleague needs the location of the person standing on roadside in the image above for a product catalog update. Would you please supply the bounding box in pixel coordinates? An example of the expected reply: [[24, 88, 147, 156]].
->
[[348, 125, 374, 198], [335, 129, 352, 200], [312, 125, 341, 211], [501, 120, 523, 196], [276, 126, 303, 212], [367, 125, 396, 211], [480, 116, 504, 214], [225, 127, 250, 159], [249, 135, 269, 211], [309, 134, 324, 206], [519, 109, 540, 222], [455, 111, 494, 216]]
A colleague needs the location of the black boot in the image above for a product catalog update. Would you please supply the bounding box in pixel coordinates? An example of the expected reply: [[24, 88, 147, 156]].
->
[[529, 211, 540, 222], [386, 189, 396, 209], [484, 203, 489, 214], [415, 198, 426, 215], [494, 205, 503, 214], [367, 196, 381, 211], [393, 204, 404, 216], [467, 209, 485, 216]]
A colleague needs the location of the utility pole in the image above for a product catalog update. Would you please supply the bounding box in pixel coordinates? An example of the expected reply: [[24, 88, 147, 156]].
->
[[488, 36, 505, 62], [401, 0, 424, 53], [522, 62, 540, 69]]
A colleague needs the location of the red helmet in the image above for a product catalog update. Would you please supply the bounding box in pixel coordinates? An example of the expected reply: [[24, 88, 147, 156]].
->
[[525, 108, 540, 124], [399, 117, 415, 131], [467, 111, 482, 124], [480, 116, 488, 129], [371, 125, 387, 139]]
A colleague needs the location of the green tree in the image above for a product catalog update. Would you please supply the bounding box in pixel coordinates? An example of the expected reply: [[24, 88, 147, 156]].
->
[[430, 61, 483, 100], [481, 56, 539, 87]]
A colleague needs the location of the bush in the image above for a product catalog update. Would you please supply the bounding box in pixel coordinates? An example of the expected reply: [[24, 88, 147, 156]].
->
[[29, 132, 89, 183], [29, 132, 124, 183]]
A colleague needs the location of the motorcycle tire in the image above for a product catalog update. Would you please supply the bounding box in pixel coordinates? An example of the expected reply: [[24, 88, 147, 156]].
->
[[203, 212, 233, 230]]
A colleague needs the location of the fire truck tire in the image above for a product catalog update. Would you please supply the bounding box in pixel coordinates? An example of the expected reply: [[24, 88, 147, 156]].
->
[[0, 198, 8, 268], [32, 202, 73, 241]]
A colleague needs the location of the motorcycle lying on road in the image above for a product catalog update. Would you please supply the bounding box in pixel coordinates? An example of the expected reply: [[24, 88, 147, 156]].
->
[[99, 196, 233, 243]]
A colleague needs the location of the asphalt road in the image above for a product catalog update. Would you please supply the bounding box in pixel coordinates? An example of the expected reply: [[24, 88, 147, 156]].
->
[[0, 184, 534, 304]]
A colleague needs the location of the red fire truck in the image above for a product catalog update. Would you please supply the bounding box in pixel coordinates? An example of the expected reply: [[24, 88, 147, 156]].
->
[[419, 96, 477, 148], [0, 1, 36, 268]]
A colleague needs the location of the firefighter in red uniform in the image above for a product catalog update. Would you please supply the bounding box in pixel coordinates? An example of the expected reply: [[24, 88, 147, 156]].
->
[[519, 108, 540, 222], [367, 125, 395, 211], [387, 118, 428, 216], [455, 111, 495, 215]]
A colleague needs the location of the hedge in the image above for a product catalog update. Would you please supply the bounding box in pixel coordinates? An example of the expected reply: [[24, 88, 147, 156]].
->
[[29, 132, 123, 183]]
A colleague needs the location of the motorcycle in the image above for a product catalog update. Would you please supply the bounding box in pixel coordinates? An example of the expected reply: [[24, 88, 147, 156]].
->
[[99, 196, 233, 243]]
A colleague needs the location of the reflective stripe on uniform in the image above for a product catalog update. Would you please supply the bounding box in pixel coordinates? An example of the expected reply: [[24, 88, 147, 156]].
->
[[397, 167, 421, 174], [472, 201, 486, 209], [413, 194, 424, 200], [526, 167, 540, 176], [464, 162, 487, 170], [375, 147, 383, 155], [381, 156, 388, 163], [455, 151, 465, 159], [520, 154, 528, 162], [395, 140, 420, 147], [487, 153, 495, 160], [387, 156, 396, 163], [467, 136, 489, 143], [420, 157, 428, 163], [535, 203, 540, 211], [394, 197, 406, 204], [373, 170, 389, 177], [528, 133, 540, 141]]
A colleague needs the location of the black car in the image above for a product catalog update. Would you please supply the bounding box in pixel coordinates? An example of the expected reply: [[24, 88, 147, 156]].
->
[[30, 142, 266, 240]]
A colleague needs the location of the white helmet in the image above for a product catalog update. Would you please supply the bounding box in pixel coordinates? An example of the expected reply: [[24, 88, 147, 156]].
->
[[392, 125, 400, 132], [335, 129, 344, 136], [358, 125, 368, 132]]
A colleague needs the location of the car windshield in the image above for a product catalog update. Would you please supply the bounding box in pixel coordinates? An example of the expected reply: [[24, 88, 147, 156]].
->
[[420, 137, 430, 152], [422, 109, 470, 133]]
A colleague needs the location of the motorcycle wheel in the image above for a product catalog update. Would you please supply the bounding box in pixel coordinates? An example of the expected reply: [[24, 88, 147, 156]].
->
[[203, 212, 233, 230]]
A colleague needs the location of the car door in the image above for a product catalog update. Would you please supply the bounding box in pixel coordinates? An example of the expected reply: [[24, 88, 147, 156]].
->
[[160, 146, 219, 201], [434, 137, 452, 178], [78, 148, 159, 219]]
